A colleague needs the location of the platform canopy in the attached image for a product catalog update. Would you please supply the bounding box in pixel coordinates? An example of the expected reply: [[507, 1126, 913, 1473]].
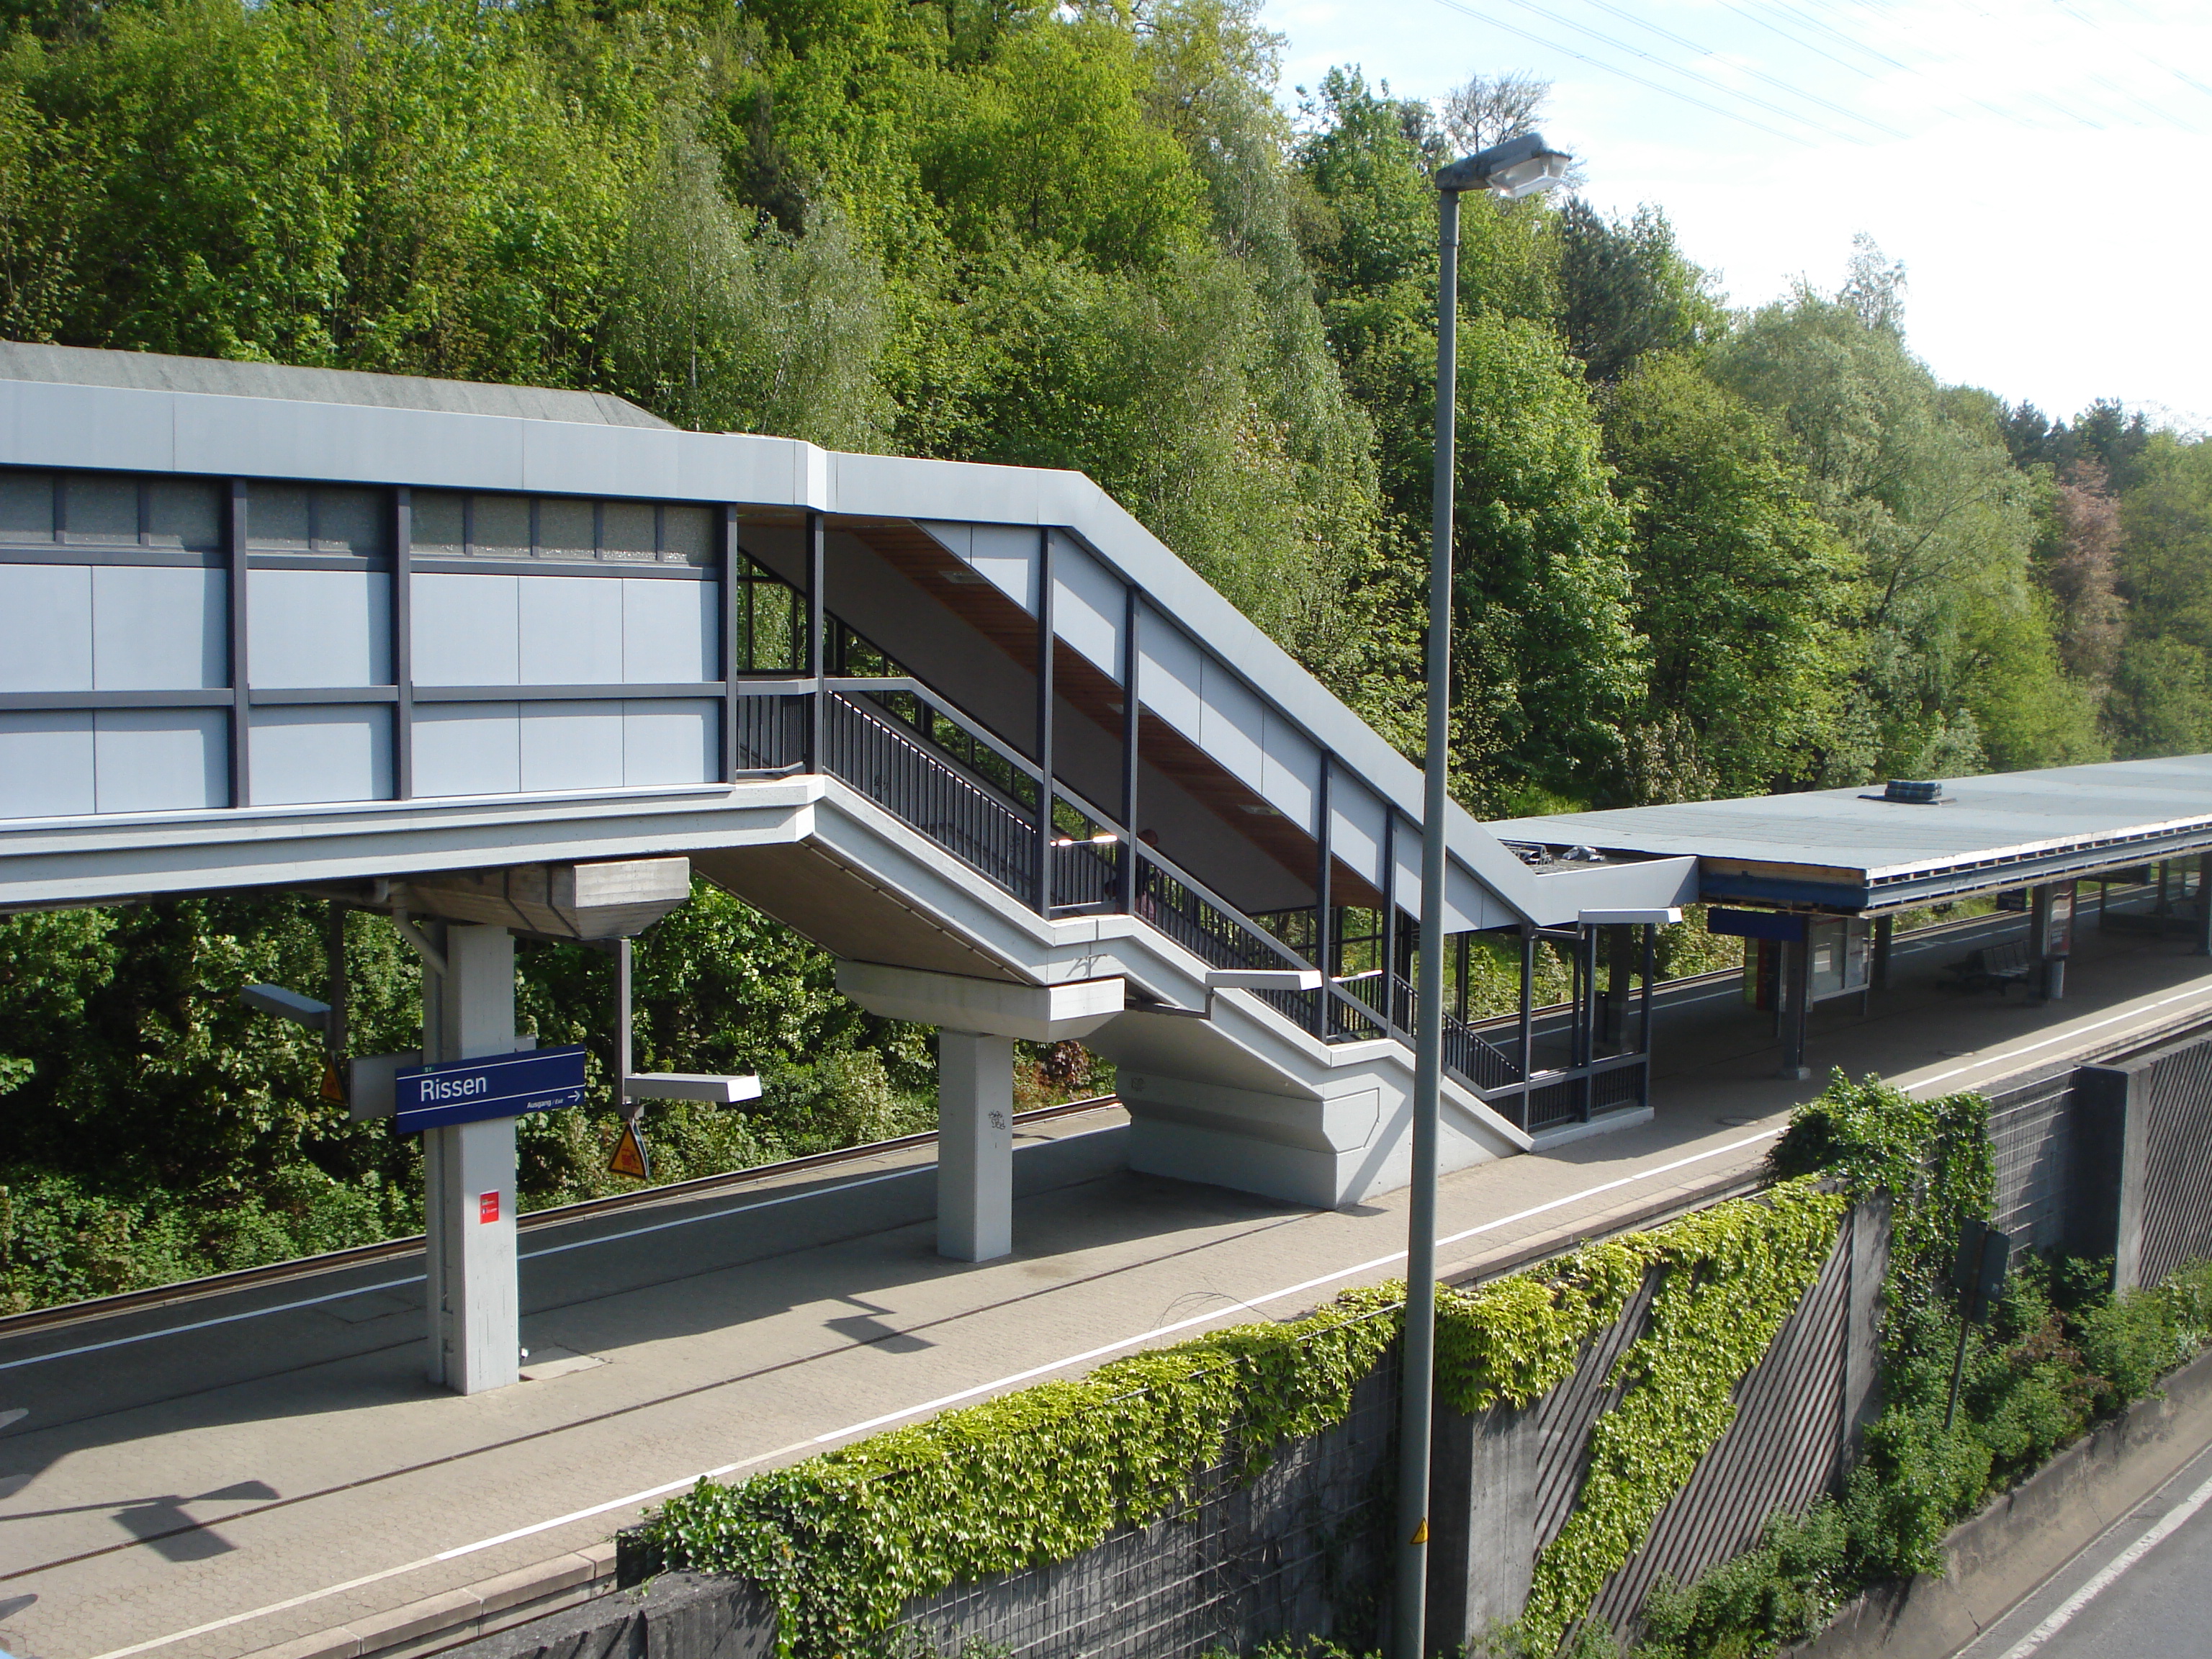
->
[[1489, 755, 2212, 914]]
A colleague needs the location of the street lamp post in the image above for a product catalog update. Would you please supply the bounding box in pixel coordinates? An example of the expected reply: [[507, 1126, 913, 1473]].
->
[[1394, 128, 1573, 1659]]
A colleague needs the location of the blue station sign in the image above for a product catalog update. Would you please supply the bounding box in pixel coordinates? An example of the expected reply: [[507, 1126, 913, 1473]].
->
[[394, 1046, 590, 1133]]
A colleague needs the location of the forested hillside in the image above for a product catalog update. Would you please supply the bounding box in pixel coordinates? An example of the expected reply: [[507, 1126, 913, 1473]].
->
[[0, 0, 2205, 1305]]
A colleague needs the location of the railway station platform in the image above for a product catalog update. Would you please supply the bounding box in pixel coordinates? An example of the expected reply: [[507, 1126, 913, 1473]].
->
[[5, 905, 2211, 1659]]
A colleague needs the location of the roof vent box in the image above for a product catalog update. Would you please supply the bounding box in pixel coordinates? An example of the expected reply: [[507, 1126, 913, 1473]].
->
[[1883, 778, 1946, 804]]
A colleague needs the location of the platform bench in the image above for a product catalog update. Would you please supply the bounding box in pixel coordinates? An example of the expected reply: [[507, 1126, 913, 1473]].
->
[[1946, 938, 2036, 994]]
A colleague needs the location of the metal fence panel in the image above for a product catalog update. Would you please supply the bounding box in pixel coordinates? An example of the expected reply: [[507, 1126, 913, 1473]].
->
[[2137, 1038, 2212, 1285], [1588, 1218, 1858, 1632], [1987, 1066, 2080, 1259], [897, 1349, 1401, 1659]]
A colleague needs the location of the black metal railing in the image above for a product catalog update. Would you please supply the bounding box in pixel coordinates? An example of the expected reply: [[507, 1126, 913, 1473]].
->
[[824, 691, 1035, 899], [822, 679, 1125, 915], [729, 690, 810, 773], [851, 681, 1040, 816], [1380, 974, 1527, 1092], [795, 678, 1649, 1128], [1051, 811, 1122, 912]]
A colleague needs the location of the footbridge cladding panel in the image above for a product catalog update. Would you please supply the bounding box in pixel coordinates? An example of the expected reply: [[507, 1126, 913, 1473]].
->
[[0, 343, 1696, 1218]]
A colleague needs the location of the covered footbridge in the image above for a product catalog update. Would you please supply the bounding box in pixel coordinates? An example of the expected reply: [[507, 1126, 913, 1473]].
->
[[0, 345, 1689, 1390]]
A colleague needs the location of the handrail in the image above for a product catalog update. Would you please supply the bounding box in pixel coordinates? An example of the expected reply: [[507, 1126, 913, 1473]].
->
[[814, 679, 1385, 1028], [1133, 845, 1315, 974], [730, 676, 818, 696], [825, 676, 1043, 786]]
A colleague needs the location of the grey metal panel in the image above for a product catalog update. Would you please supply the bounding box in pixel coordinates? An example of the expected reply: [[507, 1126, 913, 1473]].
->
[[93, 707, 227, 811], [1492, 754, 2212, 887], [520, 701, 624, 791], [622, 577, 716, 684], [1391, 818, 1495, 933], [1259, 708, 1320, 837], [521, 419, 680, 500], [1329, 776, 1388, 891], [248, 569, 391, 688], [0, 711, 94, 817], [917, 521, 972, 559], [624, 698, 719, 786], [1200, 658, 1267, 796], [411, 703, 520, 797], [174, 394, 530, 490], [0, 563, 91, 691], [969, 523, 1039, 613], [413, 572, 519, 686], [0, 378, 174, 472], [1529, 858, 1699, 914], [1050, 533, 1123, 682], [0, 342, 672, 428], [91, 565, 225, 690], [1136, 603, 1202, 742], [673, 430, 805, 508], [249, 705, 393, 805], [518, 575, 622, 685], [0, 469, 53, 538], [1446, 863, 1506, 933], [837, 449, 1043, 525]]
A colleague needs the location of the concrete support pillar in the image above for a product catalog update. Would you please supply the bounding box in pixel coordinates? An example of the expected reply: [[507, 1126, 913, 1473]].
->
[[833, 963, 1122, 1264], [1425, 1401, 1537, 1649], [1871, 914, 1894, 992], [2072, 1062, 2149, 1292], [937, 1030, 1015, 1262], [423, 923, 520, 1393]]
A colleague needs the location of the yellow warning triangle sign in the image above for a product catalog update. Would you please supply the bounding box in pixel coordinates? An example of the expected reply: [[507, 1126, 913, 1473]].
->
[[1409, 1518, 1429, 1545], [320, 1061, 346, 1105], [609, 1120, 651, 1181]]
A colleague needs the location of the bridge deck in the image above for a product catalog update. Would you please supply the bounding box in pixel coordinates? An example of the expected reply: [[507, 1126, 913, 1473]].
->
[[6, 912, 2211, 1659]]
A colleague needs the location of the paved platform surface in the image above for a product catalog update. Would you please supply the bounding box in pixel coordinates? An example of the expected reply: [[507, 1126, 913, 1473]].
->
[[5, 909, 2212, 1659]]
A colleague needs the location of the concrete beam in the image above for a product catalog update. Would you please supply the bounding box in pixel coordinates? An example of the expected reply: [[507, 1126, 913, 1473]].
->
[[401, 858, 692, 940], [835, 962, 1123, 1043]]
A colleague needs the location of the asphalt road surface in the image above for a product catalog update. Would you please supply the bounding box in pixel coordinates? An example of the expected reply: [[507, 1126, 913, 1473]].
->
[[1958, 1437, 2212, 1659]]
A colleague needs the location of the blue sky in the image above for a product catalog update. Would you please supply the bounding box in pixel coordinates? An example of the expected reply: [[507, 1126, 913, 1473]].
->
[[1261, 0, 2212, 433]]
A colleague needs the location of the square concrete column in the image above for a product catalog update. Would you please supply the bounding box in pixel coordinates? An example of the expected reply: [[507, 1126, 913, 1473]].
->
[[937, 1030, 1015, 1262], [422, 924, 521, 1394], [834, 965, 1122, 1264]]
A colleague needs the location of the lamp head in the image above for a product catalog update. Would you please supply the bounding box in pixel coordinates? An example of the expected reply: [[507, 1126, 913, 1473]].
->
[[1434, 130, 1573, 198]]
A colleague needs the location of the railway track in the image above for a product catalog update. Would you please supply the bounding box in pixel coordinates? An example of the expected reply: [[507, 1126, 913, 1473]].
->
[[0, 1092, 1126, 1341]]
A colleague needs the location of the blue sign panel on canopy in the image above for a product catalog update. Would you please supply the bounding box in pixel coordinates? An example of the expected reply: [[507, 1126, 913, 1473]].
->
[[394, 1046, 589, 1133]]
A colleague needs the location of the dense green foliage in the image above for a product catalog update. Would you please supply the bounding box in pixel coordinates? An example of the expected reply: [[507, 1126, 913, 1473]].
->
[[0, 883, 943, 1309], [0, 0, 2199, 800]]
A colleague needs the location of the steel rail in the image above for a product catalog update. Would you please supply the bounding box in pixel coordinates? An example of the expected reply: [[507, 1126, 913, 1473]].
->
[[0, 1094, 1126, 1341]]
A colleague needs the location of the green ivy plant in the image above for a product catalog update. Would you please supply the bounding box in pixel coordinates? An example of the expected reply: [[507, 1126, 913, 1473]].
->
[[641, 1174, 1861, 1659], [643, 1295, 1401, 1658], [1511, 1181, 1849, 1651]]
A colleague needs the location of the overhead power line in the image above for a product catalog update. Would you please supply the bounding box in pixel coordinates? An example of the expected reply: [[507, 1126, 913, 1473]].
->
[[1568, 0, 1912, 138], [1421, 0, 1813, 144], [2049, 0, 2212, 118], [1476, 0, 1876, 144]]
